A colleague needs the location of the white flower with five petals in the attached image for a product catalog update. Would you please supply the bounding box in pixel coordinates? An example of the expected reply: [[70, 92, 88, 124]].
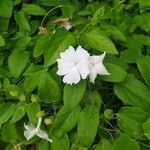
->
[[89, 52, 110, 83], [57, 46, 90, 85], [24, 117, 52, 142]]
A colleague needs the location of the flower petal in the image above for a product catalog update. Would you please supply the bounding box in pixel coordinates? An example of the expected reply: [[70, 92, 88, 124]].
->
[[89, 56, 100, 64], [24, 130, 37, 140], [63, 69, 81, 84], [60, 22, 72, 30], [57, 59, 74, 75], [60, 46, 75, 62], [77, 61, 90, 79], [96, 63, 110, 75], [89, 68, 98, 83], [89, 52, 106, 64], [37, 129, 53, 142], [98, 52, 106, 62], [24, 123, 36, 131], [36, 117, 42, 129], [75, 46, 90, 61]]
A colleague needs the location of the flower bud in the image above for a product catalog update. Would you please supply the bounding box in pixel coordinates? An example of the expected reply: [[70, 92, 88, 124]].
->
[[104, 109, 113, 120], [31, 94, 39, 102], [19, 94, 26, 101], [44, 117, 53, 125], [10, 91, 18, 97], [36, 111, 45, 118]]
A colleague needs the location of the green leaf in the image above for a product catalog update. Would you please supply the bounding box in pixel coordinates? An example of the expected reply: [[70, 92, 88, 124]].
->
[[33, 32, 53, 57], [51, 105, 80, 137], [137, 57, 150, 87], [8, 49, 29, 78], [0, 0, 13, 18], [80, 28, 118, 54], [102, 24, 126, 41], [50, 134, 70, 150], [11, 102, 26, 123], [112, 134, 140, 150], [23, 63, 46, 76], [0, 103, 16, 128], [91, 7, 105, 24], [38, 141, 50, 150], [24, 64, 47, 92], [78, 10, 92, 16], [0, 18, 9, 32], [24, 73, 41, 92], [44, 29, 76, 67], [63, 80, 86, 110], [61, 4, 74, 18], [26, 102, 40, 124], [1, 123, 18, 143], [121, 35, 150, 63], [77, 105, 99, 148], [0, 67, 12, 78], [87, 91, 102, 111], [117, 107, 149, 138], [101, 63, 127, 82], [120, 48, 142, 64], [0, 35, 5, 46], [96, 139, 112, 150], [38, 72, 61, 103], [139, 0, 150, 9], [22, 4, 46, 16], [39, 0, 60, 6], [114, 74, 150, 112], [15, 11, 31, 31], [143, 118, 150, 139], [134, 14, 150, 33], [15, 36, 31, 50], [106, 56, 129, 70]]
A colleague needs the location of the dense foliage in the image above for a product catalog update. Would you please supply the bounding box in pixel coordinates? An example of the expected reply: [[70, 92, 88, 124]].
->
[[0, 0, 150, 149]]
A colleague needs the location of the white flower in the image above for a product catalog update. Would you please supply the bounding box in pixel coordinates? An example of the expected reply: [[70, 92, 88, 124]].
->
[[24, 117, 52, 142], [89, 52, 110, 83], [57, 46, 90, 85], [59, 21, 72, 30]]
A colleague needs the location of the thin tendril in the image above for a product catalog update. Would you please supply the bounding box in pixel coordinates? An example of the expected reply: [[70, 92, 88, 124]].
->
[[40, 5, 62, 27]]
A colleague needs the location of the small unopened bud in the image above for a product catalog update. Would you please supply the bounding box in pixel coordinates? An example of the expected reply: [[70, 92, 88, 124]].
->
[[44, 117, 53, 125], [19, 94, 26, 101], [10, 91, 18, 97], [36, 111, 45, 118], [104, 109, 113, 120], [31, 94, 39, 102], [38, 26, 48, 35]]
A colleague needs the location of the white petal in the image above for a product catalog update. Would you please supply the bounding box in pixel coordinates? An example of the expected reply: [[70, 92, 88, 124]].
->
[[89, 52, 106, 64], [99, 52, 106, 62], [89, 56, 100, 64], [36, 117, 42, 129], [75, 46, 90, 61], [63, 69, 81, 84], [64, 23, 72, 30], [60, 22, 72, 30], [57, 59, 74, 75], [96, 63, 110, 75], [60, 46, 75, 61], [24, 130, 37, 140], [24, 123, 36, 131], [77, 61, 90, 79], [89, 68, 98, 83], [37, 129, 53, 142]]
